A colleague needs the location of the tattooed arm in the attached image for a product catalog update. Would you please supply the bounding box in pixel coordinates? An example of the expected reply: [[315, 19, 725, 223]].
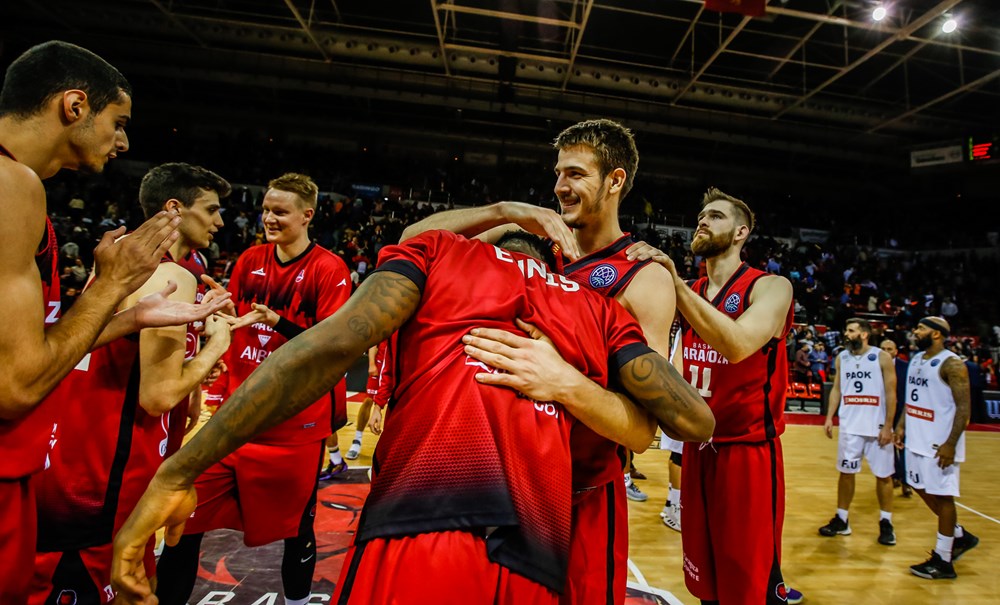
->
[[937, 357, 971, 468], [111, 271, 421, 604], [618, 352, 715, 443]]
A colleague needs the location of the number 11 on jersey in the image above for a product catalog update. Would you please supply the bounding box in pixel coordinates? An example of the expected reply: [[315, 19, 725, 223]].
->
[[688, 364, 713, 397]]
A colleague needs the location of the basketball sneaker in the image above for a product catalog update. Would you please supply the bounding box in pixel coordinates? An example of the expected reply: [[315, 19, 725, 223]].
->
[[318, 460, 348, 481], [818, 515, 851, 537], [625, 480, 648, 502], [910, 551, 957, 580], [952, 530, 979, 561], [345, 439, 362, 460], [786, 587, 804, 604], [877, 518, 896, 546], [661, 503, 681, 532]]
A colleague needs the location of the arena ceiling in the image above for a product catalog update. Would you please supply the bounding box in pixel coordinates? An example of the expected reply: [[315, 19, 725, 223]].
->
[[3, 0, 999, 190]]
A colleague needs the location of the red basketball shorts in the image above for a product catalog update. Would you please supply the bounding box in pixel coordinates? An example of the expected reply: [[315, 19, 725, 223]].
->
[[333, 531, 557, 605], [184, 440, 324, 546], [681, 439, 787, 605], [560, 478, 628, 605], [29, 539, 156, 605], [0, 477, 36, 604]]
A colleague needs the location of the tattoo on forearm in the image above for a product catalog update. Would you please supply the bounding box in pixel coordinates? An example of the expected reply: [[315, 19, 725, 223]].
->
[[620, 353, 704, 435], [172, 272, 421, 479]]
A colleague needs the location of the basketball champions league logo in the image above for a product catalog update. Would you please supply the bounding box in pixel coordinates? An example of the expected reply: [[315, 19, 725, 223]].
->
[[589, 264, 618, 288], [724, 293, 741, 313]]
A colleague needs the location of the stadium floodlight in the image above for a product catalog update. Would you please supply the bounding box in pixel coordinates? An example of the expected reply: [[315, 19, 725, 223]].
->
[[942, 16, 958, 33], [872, 5, 887, 21]]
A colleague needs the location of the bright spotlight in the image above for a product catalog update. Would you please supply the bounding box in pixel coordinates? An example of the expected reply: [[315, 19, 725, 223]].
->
[[942, 17, 957, 33], [872, 6, 887, 21]]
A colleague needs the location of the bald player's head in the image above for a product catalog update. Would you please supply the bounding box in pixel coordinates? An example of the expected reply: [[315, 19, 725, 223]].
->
[[880, 339, 898, 358]]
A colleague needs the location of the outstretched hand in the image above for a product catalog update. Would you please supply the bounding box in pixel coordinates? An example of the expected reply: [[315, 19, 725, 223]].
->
[[200, 275, 237, 317], [499, 201, 582, 261], [133, 281, 233, 329], [461, 318, 580, 402], [228, 303, 278, 332], [112, 471, 198, 604]]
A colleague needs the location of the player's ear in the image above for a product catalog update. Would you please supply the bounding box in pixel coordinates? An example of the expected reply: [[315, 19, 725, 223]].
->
[[164, 199, 183, 214], [607, 168, 627, 195], [62, 90, 88, 123], [302, 207, 315, 223]]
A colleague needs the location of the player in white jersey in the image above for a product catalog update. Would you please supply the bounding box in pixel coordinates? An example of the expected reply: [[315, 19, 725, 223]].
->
[[819, 318, 897, 545], [894, 316, 978, 579]]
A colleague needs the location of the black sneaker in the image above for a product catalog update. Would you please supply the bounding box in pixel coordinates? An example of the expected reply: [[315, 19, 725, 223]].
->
[[953, 530, 979, 561], [910, 551, 957, 579], [819, 515, 851, 537], [878, 519, 896, 546]]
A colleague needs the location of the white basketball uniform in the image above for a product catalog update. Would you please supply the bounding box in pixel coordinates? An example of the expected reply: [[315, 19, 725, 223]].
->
[[836, 346, 894, 477], [904, 349, 965, 496]]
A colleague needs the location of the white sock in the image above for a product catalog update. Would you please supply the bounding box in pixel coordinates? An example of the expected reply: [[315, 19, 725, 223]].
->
[[880, 511, 892, 522], [669, 488, 680, 507], [329, 447, 343, 466], [954, 524, 964, 538], [286, 598, 309, 605], [935, 533, 954, 562], [623, 473, 632, 486], [836, 508, 849, 523], [353, 430, 364, 442]]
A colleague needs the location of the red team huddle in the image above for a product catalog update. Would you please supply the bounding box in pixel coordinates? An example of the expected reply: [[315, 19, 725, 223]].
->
[[0, 39, 978, 605]]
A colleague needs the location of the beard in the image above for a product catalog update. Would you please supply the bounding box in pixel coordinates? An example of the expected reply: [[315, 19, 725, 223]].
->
[[846, 337, 865, 353], [915, 335, 933, 351], [691, 227, 735, 258]]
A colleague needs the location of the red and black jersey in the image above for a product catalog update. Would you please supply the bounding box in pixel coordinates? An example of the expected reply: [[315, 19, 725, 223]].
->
[[32, 335, 170, 551], [161, 249, 209, 360], [160, 249, 210, 456], [561, 234, 651, 490], [0, 144, 63, 480], [681, 263, 792, 443], [363, 231, 650, 592], [223, 242, 352, 445]]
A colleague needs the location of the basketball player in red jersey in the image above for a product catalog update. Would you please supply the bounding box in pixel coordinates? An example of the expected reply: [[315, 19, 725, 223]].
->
[[399, 118, 675, 605], [627, 188, 795, 605], [0, 42, 226, 604], [111, 230, 713, 605], [155, 173, 353, 605], [29, 163, 234, 604]]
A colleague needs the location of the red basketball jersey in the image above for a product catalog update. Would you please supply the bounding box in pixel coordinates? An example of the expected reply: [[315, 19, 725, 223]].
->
[[561, 234, 650, 489], [0, 144, 64, 480], [161, 249, 210, 456], [223, 242, 352, 445], [34, 335, 173, 551], [681, 263, 792, 443], [363, 231, 650, 591]]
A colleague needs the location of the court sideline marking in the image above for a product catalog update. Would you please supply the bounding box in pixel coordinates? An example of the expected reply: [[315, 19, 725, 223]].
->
[[956, 502, 1000, 525]]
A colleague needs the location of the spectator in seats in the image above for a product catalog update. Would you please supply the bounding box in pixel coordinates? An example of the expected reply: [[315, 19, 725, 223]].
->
[[795, 342, 813, 384], [941, 297, 958, 321], [809, 341, 830, 383]]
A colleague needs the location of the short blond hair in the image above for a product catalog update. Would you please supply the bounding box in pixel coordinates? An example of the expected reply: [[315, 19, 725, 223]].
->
[[268, 173, 318, 209], [702, 187, 755, 233]]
